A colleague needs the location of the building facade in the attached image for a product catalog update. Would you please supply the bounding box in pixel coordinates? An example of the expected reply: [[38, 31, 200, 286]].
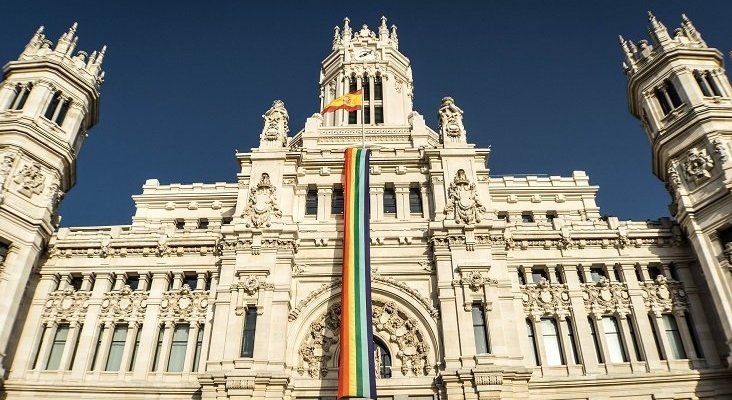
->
[[0, 14, 731, 400]]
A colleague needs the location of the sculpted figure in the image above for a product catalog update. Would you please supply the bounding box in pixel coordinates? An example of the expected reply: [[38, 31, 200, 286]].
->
[[242, 173, 282, 228], [444, 169, 486, 224], [260, 100, 289, 147], [13, 162, 45, 197], [438, 96, 465, 140]]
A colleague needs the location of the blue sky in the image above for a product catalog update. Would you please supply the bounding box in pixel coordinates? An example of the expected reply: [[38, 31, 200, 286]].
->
[[1, 1, 731, 227]]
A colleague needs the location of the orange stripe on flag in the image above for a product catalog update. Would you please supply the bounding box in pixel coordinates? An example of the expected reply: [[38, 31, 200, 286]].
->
[[322, 90, 363, 114]]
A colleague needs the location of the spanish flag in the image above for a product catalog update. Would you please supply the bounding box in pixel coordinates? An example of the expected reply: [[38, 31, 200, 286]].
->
[[322, 90, 363, 114]]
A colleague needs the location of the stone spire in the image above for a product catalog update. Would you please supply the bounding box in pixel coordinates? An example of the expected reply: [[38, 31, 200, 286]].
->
[[680, 14, 706, 46], [379, 16, 389, 42], [647, 11, 671, 47], [55, 22, 78, 55]]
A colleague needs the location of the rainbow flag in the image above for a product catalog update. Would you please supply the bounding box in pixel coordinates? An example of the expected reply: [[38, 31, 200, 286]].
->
[[338, 148, 377, 399]]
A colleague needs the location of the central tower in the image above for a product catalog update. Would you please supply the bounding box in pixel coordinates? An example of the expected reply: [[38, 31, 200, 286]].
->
[[319, 17, 413, 128]]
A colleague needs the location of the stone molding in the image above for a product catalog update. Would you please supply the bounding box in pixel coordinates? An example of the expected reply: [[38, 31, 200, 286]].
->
[[99, 285, 148, 324], [42, 288, 90, 324], [521, 279, 571, 321], [640, 275, 688, 317], [582, 278, 631, 319], [159, 285, 209, 323]]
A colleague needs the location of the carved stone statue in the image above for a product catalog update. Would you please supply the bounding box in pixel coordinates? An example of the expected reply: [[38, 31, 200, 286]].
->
[[0, 152, 16, 194], [260, 100, 289, 148], [13, 162, 45, 197], [438, 96, 466, 143], [242, 173, 282, 228], [682, 147, 714, 183], [444, 169, 486, 225]]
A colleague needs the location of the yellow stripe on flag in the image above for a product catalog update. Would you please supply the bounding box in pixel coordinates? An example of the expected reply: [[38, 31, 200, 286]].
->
[[321, 90, 363, 113]]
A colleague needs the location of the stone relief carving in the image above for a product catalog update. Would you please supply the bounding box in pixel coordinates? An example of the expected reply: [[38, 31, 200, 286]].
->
[[242, 173, 282, 228], [582, 278, 631, 318], [260, 100, 289, 148], [522, 278, 571, 320], [453, 271, 497, 292], [297, 300, 430, 378], [159, 285, 208, 323], [474, 373, 503, 386], [682, 147, 714, 183], [13, 161, 45, 197], [712, 138, 728, 163], [231, 274, 274, 296], [46, 181, 64, 210], [640, 275, 688, 317], [99, 285, 148, 323], [226, 379, 255, 390], [0, 152, 17, 199], [724, 242, 732, 265], [42, 288, 90, 323], [444, 169, 486, 225], [437, 96, 465, 142]]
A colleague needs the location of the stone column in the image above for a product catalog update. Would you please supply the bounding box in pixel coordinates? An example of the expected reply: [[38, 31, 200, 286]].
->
[[223, 284, 245, 360], [172, 272, 183, 290], [621, 263, 662, 370], [319, 186, 332, 220], [118, 321, 140, 375], [197, 272, 208, 292], [649, 315, 672, 362], [530, 318, 547, 367], [557, 318, 576, 364], [419, 184, 429, 219], [58, 320, 81, 370], [672, 311, 697, 360], [132, 272, 168, 378], [394, 185, 409, 221], [60, 102, 85, 138], [563, 267, 600, 373], [94, 321, 115, 372], [675, 262, 722, 367], [183, 321, 200, 372], [20, 79, 51, 118], [617, 317, 637, 362], [0, 81, 18, 110], [590, 316, 610, 367], [35, 321, 57, 370], [156, 321, 175, 372], [369, 186, 378, 221], [372, 187, 384, 221]]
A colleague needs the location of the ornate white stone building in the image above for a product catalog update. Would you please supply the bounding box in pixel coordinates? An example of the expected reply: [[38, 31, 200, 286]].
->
[[0, 14, 731, 400]]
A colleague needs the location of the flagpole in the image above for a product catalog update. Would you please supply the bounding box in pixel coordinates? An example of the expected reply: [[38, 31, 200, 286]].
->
[[361, 89, 365, 149]]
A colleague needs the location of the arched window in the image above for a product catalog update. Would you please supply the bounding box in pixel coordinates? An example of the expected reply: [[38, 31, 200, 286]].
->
[[374, 337, 392, 378], [9, 82, 32, 110]]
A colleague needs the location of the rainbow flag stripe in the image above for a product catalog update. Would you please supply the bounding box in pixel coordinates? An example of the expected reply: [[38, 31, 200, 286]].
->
[[338, 148, 377, 399]]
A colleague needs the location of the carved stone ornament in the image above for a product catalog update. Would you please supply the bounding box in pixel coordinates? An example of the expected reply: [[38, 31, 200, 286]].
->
[[667, 160, 682, 192], [260, 100, 289, 148], [724, 242, 732, 265], [231, 274, 274, 296], [712, 138, 728, 163], [444, 169, 486, 225], [438, 96, 466, 143], [522, 278, 571, 321], [297, 300, 430, 378], [46, 181, 64, 210], [640, 275, 688, 317], [682, 147, 714, 183], [226, 379, 255, 390], [13, 161, 45, 197], [159, 285, 209, 323], [0, 152, 17, 197], [582, 278, 631, 319], [242, 173, 282, 228], [42, 288, 90, 323], [100, 285, 148, 323], [453, 271, 497, 292], [474, 373, 503, 386]]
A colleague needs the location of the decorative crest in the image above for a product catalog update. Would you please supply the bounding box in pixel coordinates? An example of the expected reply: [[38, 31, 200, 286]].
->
[[259, 99, 289, 148], [242, 173, 282, 228], [444, 169, 486, 225]]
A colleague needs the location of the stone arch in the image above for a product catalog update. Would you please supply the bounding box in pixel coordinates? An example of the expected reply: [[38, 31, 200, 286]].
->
[[289, 280, 439, 380]]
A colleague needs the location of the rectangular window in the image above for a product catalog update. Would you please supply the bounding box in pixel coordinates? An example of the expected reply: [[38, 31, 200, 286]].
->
[[70, 275, 83, 291], [44, 92, 60, 120], [175, 218, 185, 230], [68, 323, 82, 370], [348, 111, 357, 124], [521, 212, 534, 223], [471, 304, 489, 354], [588, 317, 603, 363], [363, 76, 370, 100], [497, 212, 509, 222], [695, 70, 713, 96], [602, 316, 627, 363], [106, 324, 128, 371], [576, 267, 585, 284], [128, 326, 141, 371], [613, 265, 623, 282], [374, 76, 383, 100], [331, 187, 344, 215], [590, 267, 606, 282], [363, 106, 371, 124], [531, 268, 548, 284], [167, 324, 189, 372], [566, 319, 579, 364], [663, 314, 686, 359], [545, 211, 557, 223], [45, 323, 70, 370], [383, 188, 397, 214], [408, 187, 423, 214], [197, 218, 209, 230], [684, 312, 703, 358], [541, 318, 564, 366], [305, 188, 318, 215], [12, 83, 32, 110], [648, 266, 661, 280], [517, 270, 526, 285], [185, 273, 198, 290], [526, 320, 539, 366], [127, 274, 139, 291], [152, 325, 164, 371], [241, 306, 258, 357], [554, 268, 564, 284], [222, 216, 233, 225], [375, 106, 384, 124], [627, 317, 643, 361], [55, 99, 70, 125], [649, 315, 665, 360], [193, 325, 204, 372]]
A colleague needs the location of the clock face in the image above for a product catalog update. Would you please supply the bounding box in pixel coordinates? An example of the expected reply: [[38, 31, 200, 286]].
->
[[353, 48, 376, 61]]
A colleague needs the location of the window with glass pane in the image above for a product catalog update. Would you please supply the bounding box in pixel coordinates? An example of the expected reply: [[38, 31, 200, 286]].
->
[[374, 338, 391, 378], [471, 304, 489, 354], [541, 319, 564, 366], [241, 307, 258, 357], [332, 188, 344, 214], [602, 317, 627, 363], [363, 75, 370, 100], [590, 267, 606, 282], [46, 323, 69, 370], [67, 323, 82, 370], [648, 266, 661, 280], [167, 324, 189, 372], [127, 274, 139, 290], [383, 188, 397, 214], [193, 325, 204, 372], [566, 319, 579, 364], [128, 326, 141, 371], [70, 275, 83, 291], [374, 76, 383, 100], [526, 320, 539, 366], [106, 324, 128, 371], [152, 325, 164, 371], [185, 273, 198, 290], [305, 188, 318, 215], [521, 212, 534, 223], [663, 314, 686, 359], [56, 99, 70, 124], [531, 268, 548, 284], [684, 312, 703, 358], [90, 327, 103, 370], [374, 106, 383, 124], [44, 92, 60, 120], [648, 315, 665, 360], [588, 317, 603, 363], [32, 326, 46, 369], [409, 187, 422, 214]]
